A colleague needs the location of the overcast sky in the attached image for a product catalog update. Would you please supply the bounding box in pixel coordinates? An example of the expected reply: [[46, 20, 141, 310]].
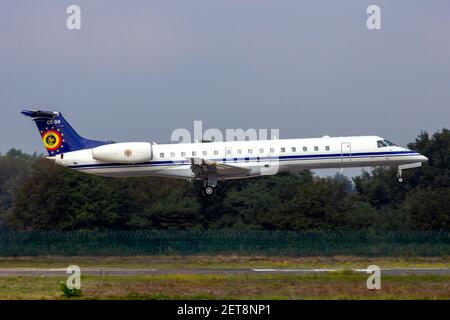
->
[[1, 0, 449, 159]]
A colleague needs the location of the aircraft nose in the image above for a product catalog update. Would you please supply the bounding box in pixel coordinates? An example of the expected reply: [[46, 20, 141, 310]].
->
[[419, 155, 428, 162]]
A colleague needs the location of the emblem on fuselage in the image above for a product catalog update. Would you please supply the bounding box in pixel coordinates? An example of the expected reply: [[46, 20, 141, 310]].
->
[[124, 149, 133, 157]]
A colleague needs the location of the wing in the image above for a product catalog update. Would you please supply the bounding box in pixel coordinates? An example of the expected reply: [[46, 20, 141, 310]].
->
[[188, 157, 250, 178]]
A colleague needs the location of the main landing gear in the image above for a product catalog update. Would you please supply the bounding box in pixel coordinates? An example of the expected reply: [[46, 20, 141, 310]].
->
[[202, 185, 216, 196], [201, 175, 217, 197]]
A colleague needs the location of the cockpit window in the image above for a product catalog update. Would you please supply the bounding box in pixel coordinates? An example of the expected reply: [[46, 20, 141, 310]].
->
[[377, 140, 387, 148], [383, 140, 397, 146]]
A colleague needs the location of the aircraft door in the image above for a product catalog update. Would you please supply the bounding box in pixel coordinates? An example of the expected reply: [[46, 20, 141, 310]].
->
[[341, 142, 352, 164]]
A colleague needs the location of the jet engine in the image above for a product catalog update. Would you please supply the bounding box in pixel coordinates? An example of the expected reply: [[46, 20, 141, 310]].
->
[[92, 142, 152, 164]]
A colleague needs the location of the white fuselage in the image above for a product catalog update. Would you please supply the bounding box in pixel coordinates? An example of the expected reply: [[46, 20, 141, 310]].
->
[[52, 135, 428, 180]]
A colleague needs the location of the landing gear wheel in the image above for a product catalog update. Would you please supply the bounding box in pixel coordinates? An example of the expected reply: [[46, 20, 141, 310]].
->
[[397, 167, 403, 183], [203, 186, 215, 196]]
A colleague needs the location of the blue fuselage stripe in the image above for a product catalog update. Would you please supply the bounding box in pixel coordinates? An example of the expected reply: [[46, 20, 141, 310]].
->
[[70, 150, 420, 171]]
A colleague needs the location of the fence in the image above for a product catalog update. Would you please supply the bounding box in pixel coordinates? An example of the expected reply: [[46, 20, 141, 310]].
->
[[0, 230, 448, 256]]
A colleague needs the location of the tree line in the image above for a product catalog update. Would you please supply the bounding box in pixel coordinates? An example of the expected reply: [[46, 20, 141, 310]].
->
[[0, 129, 448, 231]]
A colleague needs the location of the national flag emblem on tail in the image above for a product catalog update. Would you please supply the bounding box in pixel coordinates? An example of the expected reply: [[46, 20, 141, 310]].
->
[[42, 130, 63, 151]]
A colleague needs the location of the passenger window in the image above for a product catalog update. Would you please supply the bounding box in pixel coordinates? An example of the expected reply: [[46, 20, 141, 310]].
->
[[248, 149, 253, 154], [203, 151, 207, 156], [237, 149, 242, 154], [259, 148, 264, 153], [325, 146, 330, 151], [160, 153, 164, 158], [181, 152, 186, 157], [214, 150, 219, 155], [281, 148, 285, 152], [226, 149, 232, 155], [291, 147, 296, 152], [303, 147, 307, 152], [170, 152, 175, 157], [192, 151, 197, 156], [314, 146, 319, 151], [270, 148, 275, 153]]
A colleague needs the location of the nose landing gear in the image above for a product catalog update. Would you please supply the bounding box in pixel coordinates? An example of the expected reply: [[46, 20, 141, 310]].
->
[[397, 162, 423, 183], [397, 168, 403, 183]]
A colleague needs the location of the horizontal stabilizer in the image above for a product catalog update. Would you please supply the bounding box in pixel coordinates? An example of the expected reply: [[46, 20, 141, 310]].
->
[[21, 110, 59, 119]]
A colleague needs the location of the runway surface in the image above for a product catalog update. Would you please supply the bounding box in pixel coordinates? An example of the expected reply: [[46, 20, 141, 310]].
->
[[0, 267, 449, 276]]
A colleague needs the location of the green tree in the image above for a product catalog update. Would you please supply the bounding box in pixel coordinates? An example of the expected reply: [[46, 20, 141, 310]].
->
[[67, 173, 122, 230], [0, 149, 37, 229], [280, 176, 354, 230], [406, 129, 450, 188], [401, 187, 450, 230], [220, 172, 313, 230], [10, 159, 75, 230], [129, 187, 201, 230]]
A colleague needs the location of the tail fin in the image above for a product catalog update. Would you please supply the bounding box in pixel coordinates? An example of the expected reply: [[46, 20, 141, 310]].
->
[[21, 109, 110, 156]]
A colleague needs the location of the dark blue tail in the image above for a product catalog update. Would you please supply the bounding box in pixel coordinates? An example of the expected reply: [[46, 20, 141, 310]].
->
[[21, 109, 110, 156]]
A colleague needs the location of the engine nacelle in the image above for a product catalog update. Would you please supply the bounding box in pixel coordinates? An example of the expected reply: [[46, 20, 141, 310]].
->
[[92, 142, 152, 164]]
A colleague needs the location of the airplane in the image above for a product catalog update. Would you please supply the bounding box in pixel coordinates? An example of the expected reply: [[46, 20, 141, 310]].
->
[[21, 109, 428, 196]]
